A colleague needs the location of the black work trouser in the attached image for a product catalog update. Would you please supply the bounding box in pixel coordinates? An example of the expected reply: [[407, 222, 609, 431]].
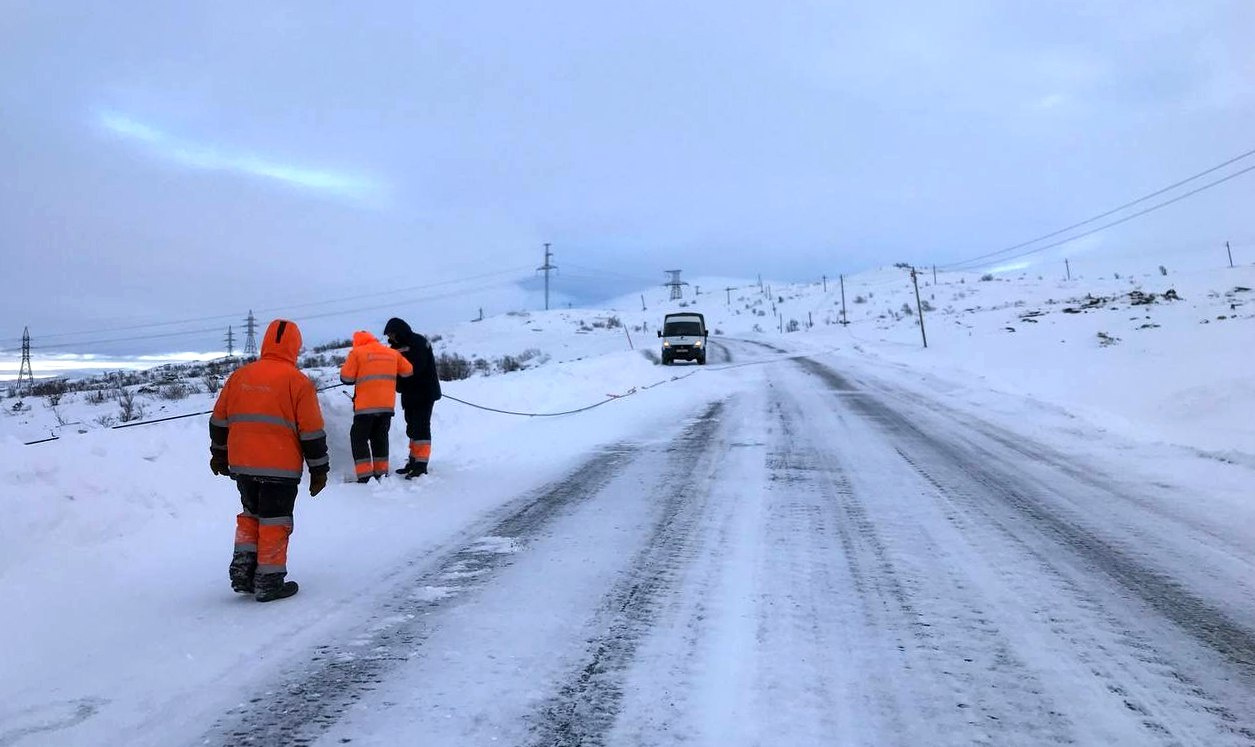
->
[[402, 398, 435, 467], [350, 412, 393, 479], [402, 398, 435, 442], [234, 477, 299, 576], [237, 477, 299, 519]]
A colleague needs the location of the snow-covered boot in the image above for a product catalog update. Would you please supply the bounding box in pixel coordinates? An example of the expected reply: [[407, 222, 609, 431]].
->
[[404, 462, 427, 480], [229, 551, 257, 594], [254, 572, 299, 602]]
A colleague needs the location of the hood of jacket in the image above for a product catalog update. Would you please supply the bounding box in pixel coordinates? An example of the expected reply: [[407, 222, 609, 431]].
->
[[383, 317, 413, 339], [260, 319, 302, 365], [353, 329, 381, 348]]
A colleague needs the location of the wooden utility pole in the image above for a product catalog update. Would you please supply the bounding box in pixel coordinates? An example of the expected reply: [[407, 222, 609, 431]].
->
[[640, 294, 646, 311], [725, 286, 733, 305], [822, 275, 827, 292], [1227, 241, 1234, 269], [1065, 258, 1072, 281], [911, 268, 928, 349], [932, 265, 937, 284], [840, 274, 848, 325]]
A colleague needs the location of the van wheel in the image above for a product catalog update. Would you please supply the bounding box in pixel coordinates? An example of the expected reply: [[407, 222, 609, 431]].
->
[[697, 355, 707, 365]]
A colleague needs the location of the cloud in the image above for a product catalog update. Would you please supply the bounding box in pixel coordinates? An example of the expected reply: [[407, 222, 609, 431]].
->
[[96, 110, 385, 205], [1031, 93, 1068, 111]]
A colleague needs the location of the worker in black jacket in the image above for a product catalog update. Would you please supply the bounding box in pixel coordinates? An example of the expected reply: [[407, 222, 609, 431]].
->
[[383, 317, 442, 477]]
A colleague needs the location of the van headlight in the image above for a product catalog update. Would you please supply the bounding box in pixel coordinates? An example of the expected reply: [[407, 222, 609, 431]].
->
[[662, 341, 671, 347], [694, 340, 703, 347]]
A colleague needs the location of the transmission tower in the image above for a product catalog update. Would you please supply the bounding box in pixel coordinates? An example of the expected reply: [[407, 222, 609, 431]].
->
[[537, 243, 558, 311], [16, 327, 35, 397], [664, 270, 689, 300], [224, 325, 236, 357], [243, 311, 258, 357]]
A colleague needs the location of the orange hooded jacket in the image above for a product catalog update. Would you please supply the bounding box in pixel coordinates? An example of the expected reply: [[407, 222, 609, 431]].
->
[[340, 330, 413, 415], [210, 320, 329, 481]]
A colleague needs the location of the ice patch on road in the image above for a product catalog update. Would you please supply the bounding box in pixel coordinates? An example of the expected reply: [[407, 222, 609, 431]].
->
[[467, 536, 521, 554], [412, 585, 456, 602]]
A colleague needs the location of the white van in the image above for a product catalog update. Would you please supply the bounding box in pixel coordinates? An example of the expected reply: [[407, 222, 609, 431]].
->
[[657, 312, 707, 365]]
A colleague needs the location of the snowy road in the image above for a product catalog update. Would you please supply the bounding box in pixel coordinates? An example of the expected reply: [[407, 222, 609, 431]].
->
[[191, 341, 1255, 746]]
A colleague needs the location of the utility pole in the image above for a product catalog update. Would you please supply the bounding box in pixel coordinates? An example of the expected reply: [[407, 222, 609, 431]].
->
[[822, 275, 827, 292], [933, 265, 937, 284], [808, 311, 813, 329], [840, 275, 848, 325], [911, 268, 928, 349], [537, 243, 557, 311], [1227, 241, 1234, 269], [757, 273, 763, 291], [243, 311, 258, 358], [725, 286, 733, 305], [16, 327, 35, 397], [664, 270, 688, 300], [1065, 258, 1072, 281], [695, 285, 701, 297], [640, 294, 647, 312], [224, 325, 236, 357], [475, 308, 484, 322]]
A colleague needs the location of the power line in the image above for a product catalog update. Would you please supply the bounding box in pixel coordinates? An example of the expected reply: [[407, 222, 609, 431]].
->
[[9, 276, 527, 354], [945, 162, 1255, 270], [941, 146, 1255, 270], [564, 263, 660, 285], [0, 266, 534, 349], [2, 269, 534, 353]]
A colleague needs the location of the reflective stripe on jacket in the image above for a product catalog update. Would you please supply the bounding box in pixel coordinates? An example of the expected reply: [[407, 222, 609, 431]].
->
[[340, 330, 413, 414], [210, 319, 329, 481]]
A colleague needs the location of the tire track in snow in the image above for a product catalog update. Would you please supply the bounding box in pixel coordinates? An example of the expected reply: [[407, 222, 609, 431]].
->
[[603, 384, 863, 745], [798, 354, 1255, 743], [525, 401, 728, 746], [889, 442, 1255, 744], [856, 373, 1255, 565], [778, 381, 1074, 745], [202, 441, 641, 747]]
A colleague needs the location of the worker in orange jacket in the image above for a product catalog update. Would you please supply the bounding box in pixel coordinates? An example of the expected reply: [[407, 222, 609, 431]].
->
[[210, 319, 328, 602], [340, 330, 413, 482]]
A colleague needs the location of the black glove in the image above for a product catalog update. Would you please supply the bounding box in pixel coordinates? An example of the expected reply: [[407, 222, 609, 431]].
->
[[210, 453, 229, 476], [309, 471, 327, 497]]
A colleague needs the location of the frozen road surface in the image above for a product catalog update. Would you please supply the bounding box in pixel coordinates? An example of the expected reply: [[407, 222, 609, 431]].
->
[[197, 343, 1255, 746]]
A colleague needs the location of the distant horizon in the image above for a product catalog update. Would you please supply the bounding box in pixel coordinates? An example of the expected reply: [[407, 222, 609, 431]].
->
[[4, 242, 1250, 385]]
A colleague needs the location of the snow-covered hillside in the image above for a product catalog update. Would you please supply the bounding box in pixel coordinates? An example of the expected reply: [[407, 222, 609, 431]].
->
[[1, 259, 1253, 745]]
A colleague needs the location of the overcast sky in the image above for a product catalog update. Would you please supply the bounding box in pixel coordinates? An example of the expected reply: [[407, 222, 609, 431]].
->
[[2, 1, 1253, 357]]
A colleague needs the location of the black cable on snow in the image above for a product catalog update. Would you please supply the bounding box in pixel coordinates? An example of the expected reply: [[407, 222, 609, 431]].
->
[[20, 367, 711, 444]]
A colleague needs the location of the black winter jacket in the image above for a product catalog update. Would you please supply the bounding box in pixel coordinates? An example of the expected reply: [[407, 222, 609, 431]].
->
[[383, 317, 442, 402]]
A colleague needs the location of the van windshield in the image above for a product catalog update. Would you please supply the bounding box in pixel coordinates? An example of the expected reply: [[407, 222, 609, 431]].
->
[[664, 321, 703, 336]]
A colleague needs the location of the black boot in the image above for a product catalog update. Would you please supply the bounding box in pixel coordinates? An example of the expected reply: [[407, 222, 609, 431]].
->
[[395, 459, 415, 475], [254, 572, 299, 602], [229, 551, 257, 594], [404, 462, 428, 480]]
